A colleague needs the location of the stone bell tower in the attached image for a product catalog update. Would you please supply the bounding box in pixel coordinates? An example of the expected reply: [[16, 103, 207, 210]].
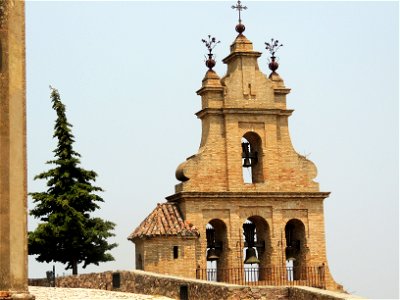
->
[[0, 0, 34, 299], [129, 1, 340, 291]]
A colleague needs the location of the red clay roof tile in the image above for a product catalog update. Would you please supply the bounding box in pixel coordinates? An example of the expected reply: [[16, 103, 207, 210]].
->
[[128, 203, 199, 240]]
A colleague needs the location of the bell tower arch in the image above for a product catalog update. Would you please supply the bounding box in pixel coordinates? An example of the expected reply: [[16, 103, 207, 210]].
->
[[241, 132, 263, 184]]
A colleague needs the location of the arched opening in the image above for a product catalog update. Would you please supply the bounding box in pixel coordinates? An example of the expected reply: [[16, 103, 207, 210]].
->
[[285, 219, 307, 281], [206, 219, 227, 282], [242, 132, 263, 184], [242, 216, 269, 282], [248, 216, 271, 281]]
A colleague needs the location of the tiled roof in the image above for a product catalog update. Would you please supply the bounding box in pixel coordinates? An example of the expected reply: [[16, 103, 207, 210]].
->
[[128, 203, 199, 240]]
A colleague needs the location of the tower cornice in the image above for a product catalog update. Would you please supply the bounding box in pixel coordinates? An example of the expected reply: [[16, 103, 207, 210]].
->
[[195, 107, 293, 119], [274, 88, 291, 95], [166, 191, 331, 202], [222, 50, 262, 64], [196, 86, 224, 96]]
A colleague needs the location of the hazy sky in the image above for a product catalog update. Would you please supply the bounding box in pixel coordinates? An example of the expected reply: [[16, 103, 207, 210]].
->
[[25, 1, 398, 299]]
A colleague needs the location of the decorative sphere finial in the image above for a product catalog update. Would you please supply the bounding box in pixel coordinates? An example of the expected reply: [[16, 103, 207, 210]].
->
[[201, 35, 220, 70], [268, 58, 279, 73], [235, 23, 245, 34], [265, 38, 283, 73]]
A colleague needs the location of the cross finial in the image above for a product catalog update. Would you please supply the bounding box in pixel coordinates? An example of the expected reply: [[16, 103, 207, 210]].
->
[[231, 0, 247, 24]]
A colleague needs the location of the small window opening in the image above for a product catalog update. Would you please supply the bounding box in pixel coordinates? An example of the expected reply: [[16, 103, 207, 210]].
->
[[173, 246, 179, 259]]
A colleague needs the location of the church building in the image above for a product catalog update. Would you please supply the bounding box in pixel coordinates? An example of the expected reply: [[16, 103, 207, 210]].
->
[[129, 2, 341, 291]]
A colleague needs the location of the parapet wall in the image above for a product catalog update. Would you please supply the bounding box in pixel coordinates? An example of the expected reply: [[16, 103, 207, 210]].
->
[[29, 270, 364, 300]]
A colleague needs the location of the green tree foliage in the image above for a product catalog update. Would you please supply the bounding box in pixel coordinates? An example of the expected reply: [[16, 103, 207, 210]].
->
[[29, 87, 117, 275]]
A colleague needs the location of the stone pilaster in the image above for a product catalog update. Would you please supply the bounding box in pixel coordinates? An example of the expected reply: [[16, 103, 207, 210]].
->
[[0, 0, 34, 299]]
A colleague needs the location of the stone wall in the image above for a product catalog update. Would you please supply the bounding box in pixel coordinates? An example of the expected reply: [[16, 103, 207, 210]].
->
[[287, 286, 364, 300], [29, 270, 363, 300], [53, 270, 287, 300]]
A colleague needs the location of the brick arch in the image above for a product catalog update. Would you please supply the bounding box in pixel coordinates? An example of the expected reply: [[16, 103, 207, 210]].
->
[[285, 218, 306, 245], [206, 219, 228, 281], [285, 218, 308, 280], [282, 214, 309, 238], [242, 132, 264, 183], [207, 218, 228, 243], [247, 215, 272, 280], [243, 131, 262, 145]]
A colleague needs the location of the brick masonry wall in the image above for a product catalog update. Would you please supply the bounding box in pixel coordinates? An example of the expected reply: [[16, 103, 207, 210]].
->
[[139, 237, 199, 279], [176, 35, 319, 194], [170, 193, 340, 291], [29, 270, 363, 300]]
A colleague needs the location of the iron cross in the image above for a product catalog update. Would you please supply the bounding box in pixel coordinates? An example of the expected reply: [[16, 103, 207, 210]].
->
[[231, 0, 247, 24]]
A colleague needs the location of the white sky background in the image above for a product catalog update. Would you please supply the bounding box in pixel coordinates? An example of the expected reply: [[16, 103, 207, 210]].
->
[[25, 1, 398, 299]]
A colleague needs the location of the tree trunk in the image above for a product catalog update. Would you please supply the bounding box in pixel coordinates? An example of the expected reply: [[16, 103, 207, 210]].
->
[[72, 259, 78, 275]]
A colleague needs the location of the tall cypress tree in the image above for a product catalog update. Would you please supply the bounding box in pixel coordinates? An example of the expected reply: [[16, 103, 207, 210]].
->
[[29, 87, 117, 275]]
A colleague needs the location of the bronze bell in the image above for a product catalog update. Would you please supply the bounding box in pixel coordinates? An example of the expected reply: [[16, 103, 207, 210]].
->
[[244, 247, 260, 265], [243, 158, 251, 168], [207, 248, 219, 261]]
